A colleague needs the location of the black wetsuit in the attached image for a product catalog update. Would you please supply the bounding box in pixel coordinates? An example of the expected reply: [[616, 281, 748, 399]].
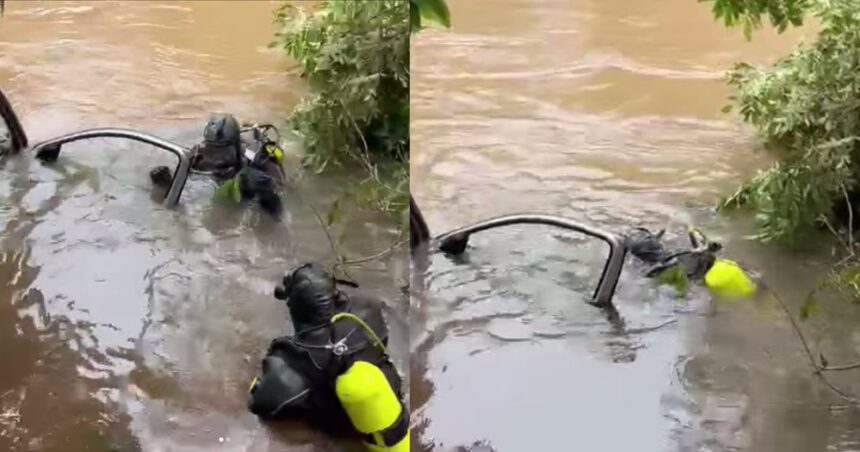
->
[[247, 264, 403, 437], [150, 114, 285, 217], [624, 227, 718, 280]]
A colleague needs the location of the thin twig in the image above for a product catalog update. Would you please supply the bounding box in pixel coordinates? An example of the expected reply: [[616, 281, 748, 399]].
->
[[821, 216, 849, 250], [306, 199, 406, 278], [621, 319, 679, 335], [820, 361, 860, 372], [818, 376, 860, 403], [306, 201, 354, 282], [307, 202, 341, 264], [770, 292, 822, 371], [770, 291, 860, 403], [842, 183, 855, 255], [338, 99, 375, 176], [342, 237, 408, 266], [836, 254, 856, 267]]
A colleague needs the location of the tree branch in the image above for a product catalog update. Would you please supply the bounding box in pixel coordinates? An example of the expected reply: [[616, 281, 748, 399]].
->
[[342, 236, 408, 266], [842, 183, 854, 255], [820, 361, 860, 372], [821, 215, 849, 250], [306, 202, 348, 270], [307, 199, 406, 279], [338, 98, 375, 177], [771, 291, 860, 403]]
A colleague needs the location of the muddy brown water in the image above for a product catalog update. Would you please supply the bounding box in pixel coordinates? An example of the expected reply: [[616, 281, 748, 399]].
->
[[411, 1, 860, 451], [0, 2, 408, 451]]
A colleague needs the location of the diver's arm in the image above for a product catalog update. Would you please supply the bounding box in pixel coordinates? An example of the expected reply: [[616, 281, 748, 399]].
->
[[239, 167, 283, 217], [210, 163, 239, 180], [247, 354, 312, 419]]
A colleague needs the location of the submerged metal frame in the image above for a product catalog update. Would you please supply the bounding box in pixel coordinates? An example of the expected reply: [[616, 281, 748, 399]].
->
[[435, 214, 627, 307], [30, 128, 194, 207], [411, 196, 627, 307], [2, 87, 193, 207], [0, 87, 28, 153]]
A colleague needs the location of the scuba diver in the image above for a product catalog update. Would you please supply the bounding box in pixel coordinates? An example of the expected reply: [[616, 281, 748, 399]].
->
[[623, 226, 756, 298], [149, 113, 287, 218], [247, 263, 409, 451]]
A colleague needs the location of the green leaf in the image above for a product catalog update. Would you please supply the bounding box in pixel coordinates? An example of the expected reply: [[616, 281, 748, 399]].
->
[[721, 104, 734, 114], [799, 295, 820, 320], [410, 0, 421, 31], [655, 264, 690, 295], [214, 176, 242, 203], [414, 0, 450, 28], [231, 176, 242, 203], [327, 198, 342, 226]]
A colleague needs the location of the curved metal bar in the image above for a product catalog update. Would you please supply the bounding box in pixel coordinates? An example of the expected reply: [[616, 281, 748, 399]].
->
[[434, 214, 627, 307], [410, 195, 431, 252], [0, 87, 28, 153], [30, 128, 193, 207]]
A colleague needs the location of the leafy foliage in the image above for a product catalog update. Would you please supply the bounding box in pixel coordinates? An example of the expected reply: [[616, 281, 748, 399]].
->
[[411, 0, 451, 30], [214, 173, 243, 203], [830, 262, 860, 300], [273, 1, 410, 218], [714, 0, 860, 245], [700, 0, 813, 38], [655, 264, 691, 295]]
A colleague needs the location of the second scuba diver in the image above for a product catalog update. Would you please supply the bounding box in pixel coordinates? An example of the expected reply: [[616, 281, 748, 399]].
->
[[624, 226, 757, 299], [247, 263, 409, 451], [150, 113, 287, 218]]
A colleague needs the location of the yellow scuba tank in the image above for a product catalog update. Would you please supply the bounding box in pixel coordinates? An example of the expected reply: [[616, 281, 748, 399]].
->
[[331, 313, 409, 452], [336, 361, 409, 452], [704, 258, 757, 299]]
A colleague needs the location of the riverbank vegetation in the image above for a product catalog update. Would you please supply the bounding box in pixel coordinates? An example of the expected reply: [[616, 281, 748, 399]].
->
[[272, 0, 449, 228], [273, 0, 410, 224], [705, 0, 860, 399], [706, 0, 860, 296], [710, 0, 860, 244]]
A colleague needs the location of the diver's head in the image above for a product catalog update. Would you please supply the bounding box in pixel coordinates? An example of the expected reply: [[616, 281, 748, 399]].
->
[[274, 263, 341, 330], [192, 113, 242, 172]]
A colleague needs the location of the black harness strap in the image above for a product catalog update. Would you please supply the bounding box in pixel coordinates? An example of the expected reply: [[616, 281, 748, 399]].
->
[[360, 402, 408, 447]]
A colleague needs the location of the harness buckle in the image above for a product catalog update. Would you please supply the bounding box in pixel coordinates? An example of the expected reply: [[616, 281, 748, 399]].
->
[[332, 342, 348, 356]]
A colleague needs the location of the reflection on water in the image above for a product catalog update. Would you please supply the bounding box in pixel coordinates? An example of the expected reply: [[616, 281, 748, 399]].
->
[[0, 1, 406, 451], [411, 0, 860, 450]]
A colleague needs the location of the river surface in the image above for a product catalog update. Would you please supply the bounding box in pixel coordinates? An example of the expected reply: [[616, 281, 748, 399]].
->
[[411, 1, 860, 451], [0, 2, 408, 451]]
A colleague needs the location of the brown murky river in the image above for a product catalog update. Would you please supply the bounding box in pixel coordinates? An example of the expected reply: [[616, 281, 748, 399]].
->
[[411, 1, 860, 451], [0, 2, 407, 451]]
